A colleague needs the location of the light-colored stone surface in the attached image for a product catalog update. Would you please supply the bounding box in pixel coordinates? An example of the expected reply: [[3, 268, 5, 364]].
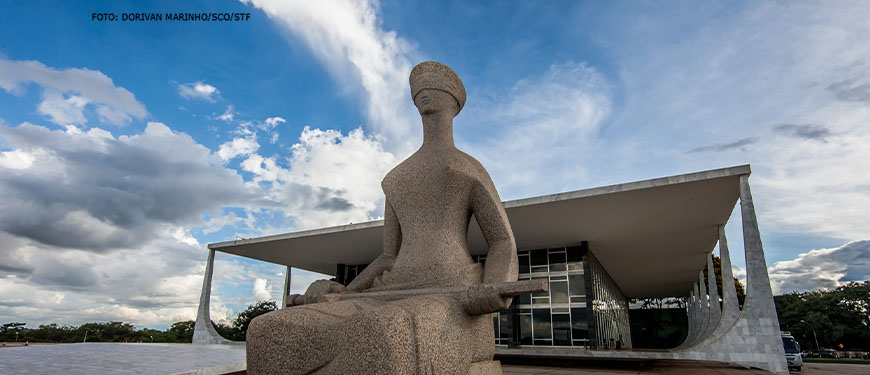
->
[[192, 249, 234, 345], [705, 252, 722, 337], [673, 175, 788, 374], [247, 61, 517, 374], [0, 343, 246, 375], [500, 360, 770, 374], [503, 361, 870, 375]]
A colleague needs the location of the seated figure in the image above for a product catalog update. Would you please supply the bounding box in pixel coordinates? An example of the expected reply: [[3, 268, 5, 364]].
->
[[247, 61, 519, 375]]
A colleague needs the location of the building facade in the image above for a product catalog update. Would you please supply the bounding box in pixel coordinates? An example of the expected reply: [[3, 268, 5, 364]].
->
[[193, 165, 788, 374]]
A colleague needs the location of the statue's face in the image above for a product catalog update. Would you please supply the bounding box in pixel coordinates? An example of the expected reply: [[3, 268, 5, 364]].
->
[[414, 89, 459, 117]]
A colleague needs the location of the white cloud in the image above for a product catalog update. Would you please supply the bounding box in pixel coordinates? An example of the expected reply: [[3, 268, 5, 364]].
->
[[0, 225, 207, 329], [203, 212, 244, 234], [0, 120, 269, 329], [264, 116, 286, 128], [0, 121, 253, 252], [178, 81, 220, 102], [252, 278, 272, 301], [37, 90, 90, 125], [217, 106, 235, 122], [0, 115, 394, 327], [0, 58, 147, 126], [241, 0, 420, 154], [239, 126, 396, 230], [769, 240, 870, 295], [218, 135, 260, 161], [567, 2, 870, 247], [0, 149, 38, 170], [461, 62, 611, 198]]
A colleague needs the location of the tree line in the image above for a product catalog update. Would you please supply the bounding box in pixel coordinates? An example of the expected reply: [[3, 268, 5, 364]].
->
[[774, 281, 869, 352], [1, 300, 277, 344]]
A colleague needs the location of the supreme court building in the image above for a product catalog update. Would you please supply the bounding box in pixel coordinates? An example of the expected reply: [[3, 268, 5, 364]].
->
[[193, 164, 789, 374]]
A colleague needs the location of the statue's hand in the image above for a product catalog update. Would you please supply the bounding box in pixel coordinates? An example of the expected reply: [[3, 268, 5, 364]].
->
[[302, 280, 346, 305], [286, 294, 304, 307], [462, 284, 512, 315]]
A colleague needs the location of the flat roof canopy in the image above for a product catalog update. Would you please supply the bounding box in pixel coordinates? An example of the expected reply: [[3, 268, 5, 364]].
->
[[210, 165, 748, 298]]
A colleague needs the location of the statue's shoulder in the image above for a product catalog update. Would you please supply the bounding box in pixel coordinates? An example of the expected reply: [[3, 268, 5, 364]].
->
[[449, 149, 492, 183], [381, 154, 414, 191]]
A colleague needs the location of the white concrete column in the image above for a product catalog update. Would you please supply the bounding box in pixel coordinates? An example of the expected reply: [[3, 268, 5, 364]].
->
[[702, 253, 721, 337], [698, 270, 709, 326], [684, 282, 702, 347], [281, 266, 291, 308], [716, 225, 740, 328], [693, 226, 740, 347], [737, 174, 786, 370], [192, 249, 231, 344], [739, 175, 778, 318], [674, 175, 787, 374], [676, 289, 695, 350]]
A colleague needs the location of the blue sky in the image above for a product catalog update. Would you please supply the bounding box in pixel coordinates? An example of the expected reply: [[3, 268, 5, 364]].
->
[[0, 1, 868, 330]]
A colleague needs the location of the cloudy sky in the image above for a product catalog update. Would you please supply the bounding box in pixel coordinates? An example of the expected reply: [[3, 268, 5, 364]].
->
[[0, 1, 868, 330]]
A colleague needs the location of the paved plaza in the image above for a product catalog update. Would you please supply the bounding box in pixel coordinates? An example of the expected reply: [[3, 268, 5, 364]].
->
[[0, 342, 246, 375], [0, 342, 866, 374], [502, 361, 867, 374]]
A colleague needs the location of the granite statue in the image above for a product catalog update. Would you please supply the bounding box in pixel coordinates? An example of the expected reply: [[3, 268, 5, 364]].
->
[[247, 61, 543, 375]]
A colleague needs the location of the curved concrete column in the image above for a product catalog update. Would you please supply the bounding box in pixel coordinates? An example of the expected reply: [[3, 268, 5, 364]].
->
[[684, 253, 722, 349], [696, 270, 711, 341], [706, 253, 721, 326], [675, 289, 695, 350], [192, 249, 233, 345], [698, 253, 721, 341], [693, 226, 739, 346], [687, 270, 711, 348], [680, 282, 702, 348], [674, 175, 787, 374]]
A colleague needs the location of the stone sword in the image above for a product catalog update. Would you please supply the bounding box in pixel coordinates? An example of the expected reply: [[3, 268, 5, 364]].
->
[[291, 279, 548, 306]]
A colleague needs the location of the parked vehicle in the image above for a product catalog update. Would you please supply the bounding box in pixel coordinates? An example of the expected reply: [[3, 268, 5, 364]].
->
[[815, 349, 837, 358], [800, 350, 810, 358], [781, 332, 802, 371]]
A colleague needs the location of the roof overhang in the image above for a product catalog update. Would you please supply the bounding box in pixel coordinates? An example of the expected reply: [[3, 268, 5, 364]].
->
[[210, 165, 749, 298]]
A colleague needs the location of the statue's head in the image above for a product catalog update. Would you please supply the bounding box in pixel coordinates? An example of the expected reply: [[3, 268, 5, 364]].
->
[[409, 61, 466, 117]]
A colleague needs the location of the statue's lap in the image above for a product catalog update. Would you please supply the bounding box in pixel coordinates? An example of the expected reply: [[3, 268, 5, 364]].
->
[[247, 294, 494, 374]]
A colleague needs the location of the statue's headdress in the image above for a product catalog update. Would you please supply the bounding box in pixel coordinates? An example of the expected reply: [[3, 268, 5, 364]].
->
[[409, 61, 466, 112]]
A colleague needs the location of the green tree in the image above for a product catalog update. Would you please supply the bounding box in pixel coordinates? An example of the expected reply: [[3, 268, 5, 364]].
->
[[78, 321, 138, 342], [232, 300, 277, 340], [212, 320, 243, 341], [167, 320, 195, 342], [2, 322, 25, 332], [775, 281, 870, 351]]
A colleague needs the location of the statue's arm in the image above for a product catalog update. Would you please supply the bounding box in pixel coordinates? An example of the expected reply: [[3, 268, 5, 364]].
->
[[471, 175, 518, 284], [345, 199, 400, 292], [463, 172, 519, 315]]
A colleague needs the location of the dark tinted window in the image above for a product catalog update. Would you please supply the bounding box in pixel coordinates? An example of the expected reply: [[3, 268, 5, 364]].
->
[[530, 249, 548, 267], [533, 308, 552, 339], [518, 254, 530, 274], [549, 251, 566, 271], [782, 337, 800, 353]]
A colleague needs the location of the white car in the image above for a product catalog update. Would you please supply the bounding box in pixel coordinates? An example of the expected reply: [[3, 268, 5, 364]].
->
[[782, 333, 803, 372]]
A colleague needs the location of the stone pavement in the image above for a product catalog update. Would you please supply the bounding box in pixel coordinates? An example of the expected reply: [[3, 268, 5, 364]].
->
[[1, 342, 865, 374], [0, 342, 246, 375], [501, 360, 868, 374]]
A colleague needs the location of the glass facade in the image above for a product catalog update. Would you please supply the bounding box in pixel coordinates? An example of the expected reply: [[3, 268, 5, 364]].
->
[[335, 263, 367, 285], [477, 244, 591, 347], [336, 241, 631, 350], [588, 251, 632, 349]]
